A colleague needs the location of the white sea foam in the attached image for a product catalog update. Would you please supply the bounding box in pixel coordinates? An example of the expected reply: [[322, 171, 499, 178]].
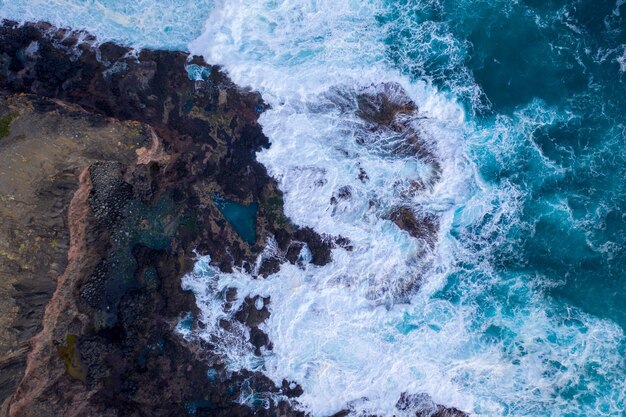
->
[[185, 1, 626, 416], [0, 0, 212, 49], [617, 46, 626, 72]]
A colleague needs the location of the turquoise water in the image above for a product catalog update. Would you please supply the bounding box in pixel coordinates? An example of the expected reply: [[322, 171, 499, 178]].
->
[[386, 0, 626, 327], [0, 0, 212, 49], [2, 0, 626, 415], [213, 195, 258, 245]]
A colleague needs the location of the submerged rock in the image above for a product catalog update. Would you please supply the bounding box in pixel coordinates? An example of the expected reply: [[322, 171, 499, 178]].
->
[[0, 20, 467, 417], [355, 82, 417, 126], [0, 20, 319, 417], [354, 83, 442, 183], [396, 393, 467, 417], [388, 206, 440, 248]]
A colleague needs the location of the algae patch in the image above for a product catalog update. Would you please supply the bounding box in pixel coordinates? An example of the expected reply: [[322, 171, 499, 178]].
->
[[57, 334, 87, 382], [0, 113, 16, 139]]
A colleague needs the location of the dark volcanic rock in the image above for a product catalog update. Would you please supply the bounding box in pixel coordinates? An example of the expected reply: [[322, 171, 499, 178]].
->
[[0, 20, 467, 417], [0, 20, 329, 417], [356, 82, 417, 126], [352, 82, 442, 185], [388, 207, 439, 248], [0, 19, 335, 269], [0, 94, 150, 409], [396, 393, 467, 417]]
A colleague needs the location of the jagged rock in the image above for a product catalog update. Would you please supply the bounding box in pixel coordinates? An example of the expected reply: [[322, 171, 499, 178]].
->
[[353, 83, 442, 183], [258, 256, 282, 277], [396, 393, 467, 417], [388, 207, 439, 248], [356, 82, 417, 126], [0, 20, 330, 417], [0, 20, 467, 417]]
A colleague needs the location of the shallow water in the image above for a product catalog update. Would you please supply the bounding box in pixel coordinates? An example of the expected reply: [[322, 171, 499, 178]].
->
[[213, 195, 258, 245], [3, 0, 625, 415]]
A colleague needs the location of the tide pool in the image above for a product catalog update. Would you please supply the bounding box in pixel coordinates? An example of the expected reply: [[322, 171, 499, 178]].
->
[[213, 194, 258, 245]]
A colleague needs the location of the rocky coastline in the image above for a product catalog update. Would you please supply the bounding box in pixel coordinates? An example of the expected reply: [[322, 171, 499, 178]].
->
[[0, 21, 466, 417]]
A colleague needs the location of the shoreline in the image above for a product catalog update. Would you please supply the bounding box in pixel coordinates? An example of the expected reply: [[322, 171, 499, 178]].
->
[[0, 20, 466, 417]]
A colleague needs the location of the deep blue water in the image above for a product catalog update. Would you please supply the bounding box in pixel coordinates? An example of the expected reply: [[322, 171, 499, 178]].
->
[[392, 3, 626, 412], [383, 0, 626, 326]]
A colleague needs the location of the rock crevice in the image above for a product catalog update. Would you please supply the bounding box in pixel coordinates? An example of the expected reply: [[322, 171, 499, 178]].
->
[[0, 21, 467, 417]]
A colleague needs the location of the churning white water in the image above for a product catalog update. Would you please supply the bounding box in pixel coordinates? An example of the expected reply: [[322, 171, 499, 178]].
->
[[184, 1, 626, 416]]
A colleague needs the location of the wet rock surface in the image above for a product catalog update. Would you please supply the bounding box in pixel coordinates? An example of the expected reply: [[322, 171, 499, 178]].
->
[[387, 207, 439, 249], [396, 393, 468, 417], [320, 82, 444, 249], [354, 82, 440, 176], [0, 21, 467, 417]]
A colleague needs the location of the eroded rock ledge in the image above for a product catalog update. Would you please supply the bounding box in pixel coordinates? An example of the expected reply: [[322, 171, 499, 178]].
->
[[0, 21, 467, 417]]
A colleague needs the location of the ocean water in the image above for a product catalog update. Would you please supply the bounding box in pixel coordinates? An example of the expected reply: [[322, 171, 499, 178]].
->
[[0, 0, 213, 49], [2, 0, 626, 416]]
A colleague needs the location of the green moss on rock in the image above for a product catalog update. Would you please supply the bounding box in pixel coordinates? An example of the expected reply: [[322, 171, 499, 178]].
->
[[0, 113, 16, 139], [57, 334, 87, 383]]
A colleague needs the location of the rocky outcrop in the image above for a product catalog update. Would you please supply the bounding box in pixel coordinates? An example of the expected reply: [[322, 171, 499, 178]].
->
[[388, 207, 439, 248], [0, 20, 325, 417], [0, 20, 466, 417], [0, 94, 151, 406], [0, 91, 301, 417], [319, 82, 443, 249], [355, 83, 441, 173]]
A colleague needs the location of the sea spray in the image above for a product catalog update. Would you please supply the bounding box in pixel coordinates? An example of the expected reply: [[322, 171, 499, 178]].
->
[[184, 0, 626, 416], [0, 0, 212, 49]]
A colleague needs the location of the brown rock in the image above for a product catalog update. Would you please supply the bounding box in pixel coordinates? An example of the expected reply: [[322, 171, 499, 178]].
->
[[388, 207, 439, 248], [0, 20, 467, 417], [0, 95, 149, 406]]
